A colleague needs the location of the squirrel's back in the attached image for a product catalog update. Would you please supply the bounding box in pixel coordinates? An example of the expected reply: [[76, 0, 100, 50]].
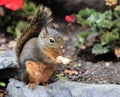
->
[[16, 5, 53, 58]]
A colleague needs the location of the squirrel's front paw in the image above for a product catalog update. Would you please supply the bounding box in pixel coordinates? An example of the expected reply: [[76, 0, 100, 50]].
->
[[28, 83, 36, 89]]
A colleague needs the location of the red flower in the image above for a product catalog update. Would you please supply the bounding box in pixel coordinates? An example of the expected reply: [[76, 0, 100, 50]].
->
[[0, 0, 23, 11], [65, 15, 72, 23], [65, 15, 76, 23]]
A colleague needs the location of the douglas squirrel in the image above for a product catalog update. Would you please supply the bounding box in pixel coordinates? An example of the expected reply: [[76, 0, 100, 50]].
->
[[16, 5, 64, 89]]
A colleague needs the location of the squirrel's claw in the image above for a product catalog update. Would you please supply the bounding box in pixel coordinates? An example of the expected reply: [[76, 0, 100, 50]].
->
[[28, 83, 36, 89]]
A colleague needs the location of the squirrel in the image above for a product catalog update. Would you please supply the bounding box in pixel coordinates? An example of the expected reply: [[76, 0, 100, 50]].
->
[[15, 5, 64, 89]]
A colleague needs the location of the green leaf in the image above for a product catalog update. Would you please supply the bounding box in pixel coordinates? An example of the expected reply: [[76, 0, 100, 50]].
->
[[87, 12, 102, 24], [89, 24, 102, 34], [81, 19, 92, 26], [103, 10, 112, 20], [7, 26, 15, 36], [73, 63, 82, 67], [76, 8, 96, 26], [114, 18, 120, 28], [74, 42, 80, 49], [16, 21, 28, 30], [15, 21, 28, 39], [114, 10, 120, 18], [76, 16, 84, 25], [56, 74, 68, 81], [101, 29, 119, 45], [0, 82, 6, 87], [92, 44, 109, 55], [99, 20, 113, 29], [77, 8, 95, 18], [24, 2, 37, 16], [77, 31, 89, 44]]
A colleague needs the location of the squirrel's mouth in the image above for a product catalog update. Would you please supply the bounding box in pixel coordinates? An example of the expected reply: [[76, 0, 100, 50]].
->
[[52, 47, 64, 57]]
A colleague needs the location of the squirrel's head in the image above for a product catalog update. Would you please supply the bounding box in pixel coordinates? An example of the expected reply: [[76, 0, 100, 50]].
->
[[38, 27, 64, 58]]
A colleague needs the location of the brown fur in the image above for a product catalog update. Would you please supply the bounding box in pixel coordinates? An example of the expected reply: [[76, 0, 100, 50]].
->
[[26, 61, 54, 89], [43, 47, 63, 62], [16, 5, 52, 58]]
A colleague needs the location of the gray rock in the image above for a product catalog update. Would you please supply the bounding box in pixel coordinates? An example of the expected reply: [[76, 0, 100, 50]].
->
[[0, 50, 19, 79], [5, 79, 120, 97], [0, 49, 15, 57], [0, 49, 18, 69], [0, 56, 19, 79], [0, 57, 18, 69]]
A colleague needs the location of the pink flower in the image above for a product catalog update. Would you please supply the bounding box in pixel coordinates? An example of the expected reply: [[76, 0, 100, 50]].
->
[[112, 2, 116, 6], [0, 0, 23, 11]]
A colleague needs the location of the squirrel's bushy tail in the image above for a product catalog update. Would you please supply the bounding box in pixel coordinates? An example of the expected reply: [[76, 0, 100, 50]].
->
[[16, 5, 52, 58]]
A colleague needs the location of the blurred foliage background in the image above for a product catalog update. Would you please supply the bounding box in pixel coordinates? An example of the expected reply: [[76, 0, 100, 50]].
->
[[0, 0, 37, 39], [75, 0, 120, 56], [0, 0, 120, 57], [0, 0, 119, 38]]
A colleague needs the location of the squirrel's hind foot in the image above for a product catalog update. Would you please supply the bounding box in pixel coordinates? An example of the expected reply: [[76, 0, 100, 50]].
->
[[28, 83, 36, 89]]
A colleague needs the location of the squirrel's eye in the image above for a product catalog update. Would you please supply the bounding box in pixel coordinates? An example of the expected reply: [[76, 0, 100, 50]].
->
[[50, 38, 55, 43]]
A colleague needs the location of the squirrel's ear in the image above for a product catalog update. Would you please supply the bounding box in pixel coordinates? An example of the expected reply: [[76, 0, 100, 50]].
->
[[40, 27, 48, 38]]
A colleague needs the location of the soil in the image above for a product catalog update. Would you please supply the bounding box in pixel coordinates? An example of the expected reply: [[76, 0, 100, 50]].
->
[[0, 18, 120, 95], [50, 19, 120, 85]]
